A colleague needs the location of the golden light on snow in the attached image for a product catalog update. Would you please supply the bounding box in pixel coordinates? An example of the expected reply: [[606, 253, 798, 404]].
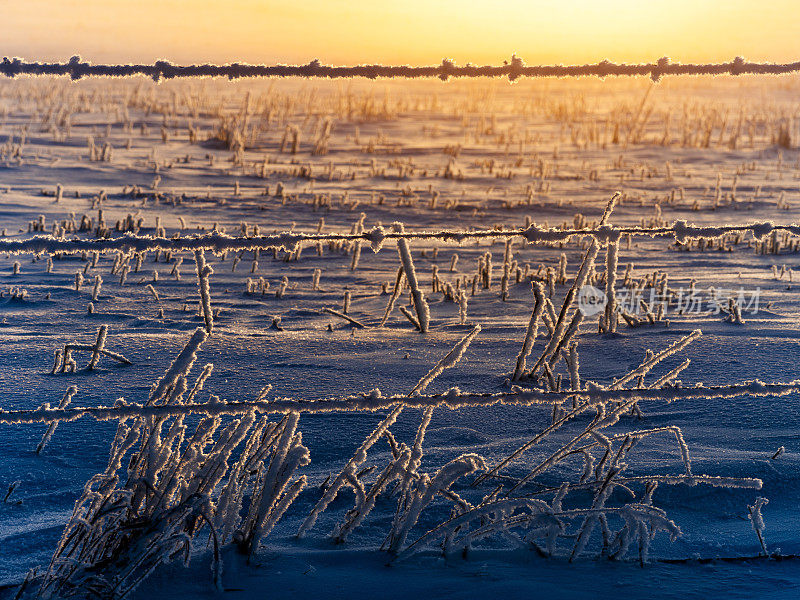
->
[[3, 0, 800, 65]]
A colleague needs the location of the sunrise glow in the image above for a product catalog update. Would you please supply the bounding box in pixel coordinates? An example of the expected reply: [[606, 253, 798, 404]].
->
[[4, 0, 799, 65]]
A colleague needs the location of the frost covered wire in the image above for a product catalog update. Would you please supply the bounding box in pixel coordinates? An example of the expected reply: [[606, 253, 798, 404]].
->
[[1, 219, 798, 258], [3, 56, 800, 82], [3, 379, 800, 425]]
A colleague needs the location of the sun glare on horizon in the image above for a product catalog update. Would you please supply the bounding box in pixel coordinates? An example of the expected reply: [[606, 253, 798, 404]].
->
[[4, 0, 799, 66]]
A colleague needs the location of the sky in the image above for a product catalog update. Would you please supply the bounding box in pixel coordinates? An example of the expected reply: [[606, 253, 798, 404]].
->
[[3, 0, 799, 66]]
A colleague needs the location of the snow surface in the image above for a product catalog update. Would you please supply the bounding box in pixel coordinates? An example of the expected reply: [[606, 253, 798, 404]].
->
[[1, 74, 800, 599]]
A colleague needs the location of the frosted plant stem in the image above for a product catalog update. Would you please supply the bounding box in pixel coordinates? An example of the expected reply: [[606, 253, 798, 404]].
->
[[527, 241, 599, 376], [399, 306, 421, 330], [379, 266, 404, 327], [194, 249, 214, 334], [610, 330, 700, 389], [603, 239, 619, 333], [36, 386, 78, 454], [748, 497, 770, 556], [296, 404, 404, 538], [86, 325, 108, 370], [647, 359, 691, 390], [148, 328, 208, 405], [299, 326, 480, 538], [474, 399, 593, 486], [387, 454, 486, 555], [507, 395, 649, 495], [393, 326, 482, 528], [565, 342, 581, 392], [512, 282, 546, 380], [526, 191, 618, 376], [323, 307, 365, 328], [487, 330, 695, 490], [393, 223, 429, 333], [409, 325, 481, 395], [547, 311, 584, 372]]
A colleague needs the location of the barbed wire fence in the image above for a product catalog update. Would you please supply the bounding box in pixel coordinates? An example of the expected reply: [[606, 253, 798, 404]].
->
[[2, 379, 797, 425], [0, 220, 791, 257], [0, 54, 797, 422], [1, 54, 798, 581], [2, 55, 800, 82]]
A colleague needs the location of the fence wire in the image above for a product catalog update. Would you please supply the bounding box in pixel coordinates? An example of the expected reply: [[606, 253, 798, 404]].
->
[[2, 56, 800, 82]]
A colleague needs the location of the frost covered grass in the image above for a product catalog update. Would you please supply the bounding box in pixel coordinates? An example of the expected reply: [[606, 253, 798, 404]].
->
[[4, 314, 782, 597]]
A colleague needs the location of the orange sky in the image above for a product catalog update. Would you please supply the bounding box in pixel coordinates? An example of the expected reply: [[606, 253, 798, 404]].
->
[[3, 0, 799, 66]]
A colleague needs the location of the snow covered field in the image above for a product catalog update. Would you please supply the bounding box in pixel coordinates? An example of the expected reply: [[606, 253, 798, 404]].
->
[[1, 74, 799, 598]]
